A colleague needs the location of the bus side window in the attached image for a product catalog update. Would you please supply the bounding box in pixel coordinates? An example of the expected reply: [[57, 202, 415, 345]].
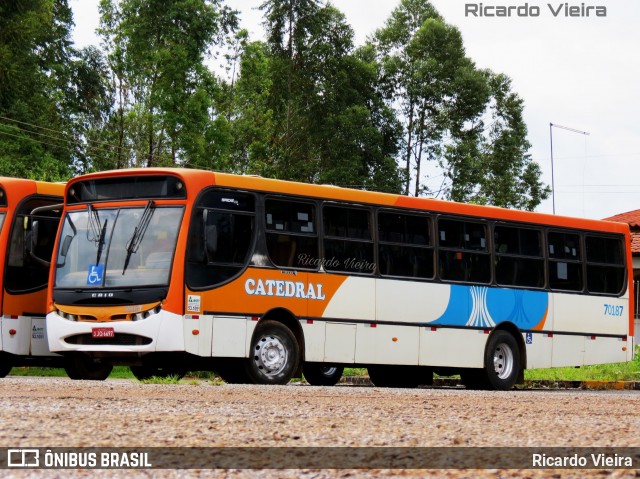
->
[[378, 211, 433, 279], [548, 231, 583, 291], [323, 205, 374, 274], [494, 225, 544, 288], [438, 218, 490, 284], [186, 190, 255, 289], [585, 235, 625, 295], [265, 199, 318, 269]]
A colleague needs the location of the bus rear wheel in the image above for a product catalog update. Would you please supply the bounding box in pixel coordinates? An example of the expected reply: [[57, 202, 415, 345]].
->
[[303, 363, 344, 386], [64, 354, 112, 381], [245, 320, 299, 385], [484, 331, 520, 390]]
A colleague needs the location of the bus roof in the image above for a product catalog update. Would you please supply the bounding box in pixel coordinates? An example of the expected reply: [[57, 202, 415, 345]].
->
[[0, 177, 65, 206], [67, 168, 629, 235]]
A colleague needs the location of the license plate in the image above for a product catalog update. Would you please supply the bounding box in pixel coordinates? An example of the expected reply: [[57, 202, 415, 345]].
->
[[92, 327, 115, 339]]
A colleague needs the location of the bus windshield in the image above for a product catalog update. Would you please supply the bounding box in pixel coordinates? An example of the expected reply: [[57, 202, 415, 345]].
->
[[54, 206, 183, 289]]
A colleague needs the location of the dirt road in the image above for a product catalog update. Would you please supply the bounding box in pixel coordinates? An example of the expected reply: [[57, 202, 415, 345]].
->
[[1, 377, 638, 478]]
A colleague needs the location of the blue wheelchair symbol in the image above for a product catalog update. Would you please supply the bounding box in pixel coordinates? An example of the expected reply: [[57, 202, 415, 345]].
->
[[525, 332, 533, 345], [87, 264, 104, 285]]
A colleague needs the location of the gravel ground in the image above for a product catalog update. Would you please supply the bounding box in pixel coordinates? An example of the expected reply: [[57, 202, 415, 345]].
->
[[0, 377, 639, 479]]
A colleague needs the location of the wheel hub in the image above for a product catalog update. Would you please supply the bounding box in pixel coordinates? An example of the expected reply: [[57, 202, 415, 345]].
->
[[254, 335, 287, 376], [493, 343, 514, 380]]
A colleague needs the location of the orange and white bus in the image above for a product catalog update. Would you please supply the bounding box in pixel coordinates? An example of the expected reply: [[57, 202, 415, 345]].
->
[[46, 168, 634, 389], [0, 178, 64, 375], [0, 177, 113, 381]]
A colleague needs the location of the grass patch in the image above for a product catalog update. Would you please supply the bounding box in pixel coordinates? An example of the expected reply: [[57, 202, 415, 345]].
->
[[137, 375, 183, 384], [344, 368, 367, 377]]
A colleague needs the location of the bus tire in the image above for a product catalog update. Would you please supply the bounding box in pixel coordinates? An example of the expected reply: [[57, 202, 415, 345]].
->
[[245, 320, 299, 385], [303, 363, 344, 386], [64, 354, 113, 381], [130, 365, 186, 381], [484, 330, 520, 391], [0, 352, 13, 378]]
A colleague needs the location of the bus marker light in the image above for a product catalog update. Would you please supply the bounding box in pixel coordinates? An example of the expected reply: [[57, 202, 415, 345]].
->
[[392, 337, 398, 342], [8, 329, 16, 336], [10, 315, 17, 319], [430, 327, 437, 331], [622, 347, 627, 352], [370, 323, 376, 328], [484, 330, 490, 335], [306, 320, 313, 324], [548, 333, 554, 338], [191, 315, 200, 319], [590, 336, 596, 340], [251, 316, 259, 321], [192, 330, 199, 336]]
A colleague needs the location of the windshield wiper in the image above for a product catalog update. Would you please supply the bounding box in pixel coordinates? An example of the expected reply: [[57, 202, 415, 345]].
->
[[87, 204, 108, 265], [87, 204, 101, 243], [95, 219, 108, 264], [122, 200, 155, 275]]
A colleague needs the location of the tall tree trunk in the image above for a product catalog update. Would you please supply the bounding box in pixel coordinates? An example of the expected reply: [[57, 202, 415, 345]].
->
[[404, 102, 414, 196]]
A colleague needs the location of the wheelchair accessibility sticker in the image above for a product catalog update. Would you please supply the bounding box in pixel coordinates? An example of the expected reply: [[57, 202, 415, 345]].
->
[[87, 264, 104, 285]]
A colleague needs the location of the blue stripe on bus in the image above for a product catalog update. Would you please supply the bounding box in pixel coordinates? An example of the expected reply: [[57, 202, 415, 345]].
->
[[430, 285, 548, 330]]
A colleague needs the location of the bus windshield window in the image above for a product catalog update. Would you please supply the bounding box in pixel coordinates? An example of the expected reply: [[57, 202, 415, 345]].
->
[[54, 206, 183, 289]]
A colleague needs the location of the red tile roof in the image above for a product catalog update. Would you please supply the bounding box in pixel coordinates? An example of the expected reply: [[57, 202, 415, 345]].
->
[[604, 210, 640, 255], [604, 209, 640, 227]]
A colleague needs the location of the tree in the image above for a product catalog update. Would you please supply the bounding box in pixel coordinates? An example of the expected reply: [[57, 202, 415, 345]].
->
[[97, 0, 238, 170], [374, 0, 488, 197], [246, 0, 402, 192], [0, 0, 78, 180], [445, 73, 551, 210], [374, 0, 548, 210]]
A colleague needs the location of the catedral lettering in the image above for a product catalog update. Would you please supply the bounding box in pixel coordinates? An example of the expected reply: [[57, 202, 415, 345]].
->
[[245, 278, 326, 300], [45, 168, 634, 390], [465, 3, 607, 17]]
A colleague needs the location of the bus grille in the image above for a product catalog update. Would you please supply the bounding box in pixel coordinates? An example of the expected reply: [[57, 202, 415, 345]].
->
[[64, 334, 152, 346]]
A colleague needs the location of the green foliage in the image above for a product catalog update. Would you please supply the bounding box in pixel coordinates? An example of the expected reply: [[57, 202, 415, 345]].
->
[[445, 73, 551, 210], [96, 0, 238, 170], [0, 0, 546, 211], [375, 0, 548, 209], [235, 0, 402, 192]]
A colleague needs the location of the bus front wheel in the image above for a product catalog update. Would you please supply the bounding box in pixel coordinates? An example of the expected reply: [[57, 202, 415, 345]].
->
[[0, 352, 13, 378], [246, 320, 299, 385], [64, 354, 113, 381], [484, 330, 520, 391], [303, 363, 344, 386]]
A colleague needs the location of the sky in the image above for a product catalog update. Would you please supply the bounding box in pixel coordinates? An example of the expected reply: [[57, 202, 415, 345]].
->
[[69, 0, 640, 220]]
